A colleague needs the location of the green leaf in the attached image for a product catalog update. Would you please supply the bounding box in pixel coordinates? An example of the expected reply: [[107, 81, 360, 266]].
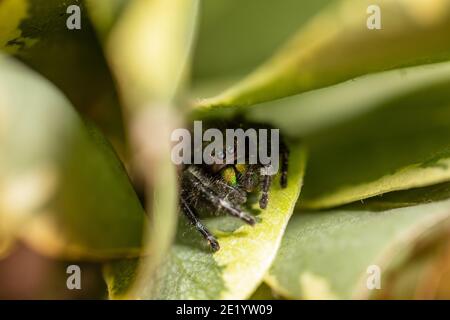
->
[[222, 62, 450, 209], [104, 145, 306, 299], [98, 0, 200, 107], [88, 1, 200, 258], [0, 0, 36, 55], [0, 54, 147, 259], [93, 0, 200, 298], [247, 61, 450, 138], [84, 0, 129, 40], [248, 282, 283, 300], [298, 70, 450, 209], [266, 182, 450, 299], [192, 0, 332, 82], [194, 0, 450, 110], [0, 0, 125, 149]]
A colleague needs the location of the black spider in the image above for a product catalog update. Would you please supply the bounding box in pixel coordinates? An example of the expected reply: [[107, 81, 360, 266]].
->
[[179, 122, 289, 251]]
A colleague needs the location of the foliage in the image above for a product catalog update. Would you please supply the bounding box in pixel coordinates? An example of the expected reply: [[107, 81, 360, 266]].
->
[[1, 0, 450, 300]]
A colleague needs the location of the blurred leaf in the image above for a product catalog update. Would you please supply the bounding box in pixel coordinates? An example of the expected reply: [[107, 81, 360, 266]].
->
[[371, 229, 450, 299], [84, 0, 129, 40], [0, 243, 106, 299], [192, 0, 332, 82], [247, 62, 450, 137], [248, 282, 282, 300], [0, 238, 14, 260], [90, 0, 200, 298], [99, 0, 199, 107], [266, 182, 450, 299], [195, 0, 450, 110], [104, 145, 306, 299], [0, 0, 125, 150], [103, 259, 139, 299], [298, 74, 450, 209], [0, 55, 147, 259], [236, 62, 450, 210], [0, 0, 36, 55]]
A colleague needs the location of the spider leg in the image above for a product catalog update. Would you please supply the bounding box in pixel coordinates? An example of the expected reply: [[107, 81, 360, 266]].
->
[[280, 139, 289, 188], [181, 196, 220, 251], [186, 168, 256, 225], [213, 177, 247, 205], [240, 165, 259, 192], [259, 167, 273, 209]]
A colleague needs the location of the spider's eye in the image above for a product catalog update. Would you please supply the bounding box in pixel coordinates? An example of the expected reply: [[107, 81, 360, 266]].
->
[[220, 166, 237, 187]]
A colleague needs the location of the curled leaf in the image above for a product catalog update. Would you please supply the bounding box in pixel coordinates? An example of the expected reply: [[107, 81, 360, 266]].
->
[[300, 73, 450, 209], [0, 55, 147, 259], [195, 0, 450, 110], [266, 182, 450, 299], [0, 0, 125, 148]]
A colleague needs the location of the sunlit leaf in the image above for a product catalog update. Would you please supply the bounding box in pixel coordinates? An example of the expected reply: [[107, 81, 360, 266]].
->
[[104, 145, 306, 299], [195, 0, 450, 110]]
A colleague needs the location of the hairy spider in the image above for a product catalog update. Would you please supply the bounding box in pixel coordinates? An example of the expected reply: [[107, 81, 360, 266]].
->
[[179, 122, 289, 251]]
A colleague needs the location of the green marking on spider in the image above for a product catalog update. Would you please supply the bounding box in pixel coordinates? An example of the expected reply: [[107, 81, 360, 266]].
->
[[221, 166, 238, 186]]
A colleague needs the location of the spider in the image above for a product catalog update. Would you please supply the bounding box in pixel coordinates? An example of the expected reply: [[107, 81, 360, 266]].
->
[[179, 122, 289, 251]]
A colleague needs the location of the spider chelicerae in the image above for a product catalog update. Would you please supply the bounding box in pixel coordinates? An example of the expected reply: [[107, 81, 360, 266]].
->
[[179, 122, 289, 251]]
